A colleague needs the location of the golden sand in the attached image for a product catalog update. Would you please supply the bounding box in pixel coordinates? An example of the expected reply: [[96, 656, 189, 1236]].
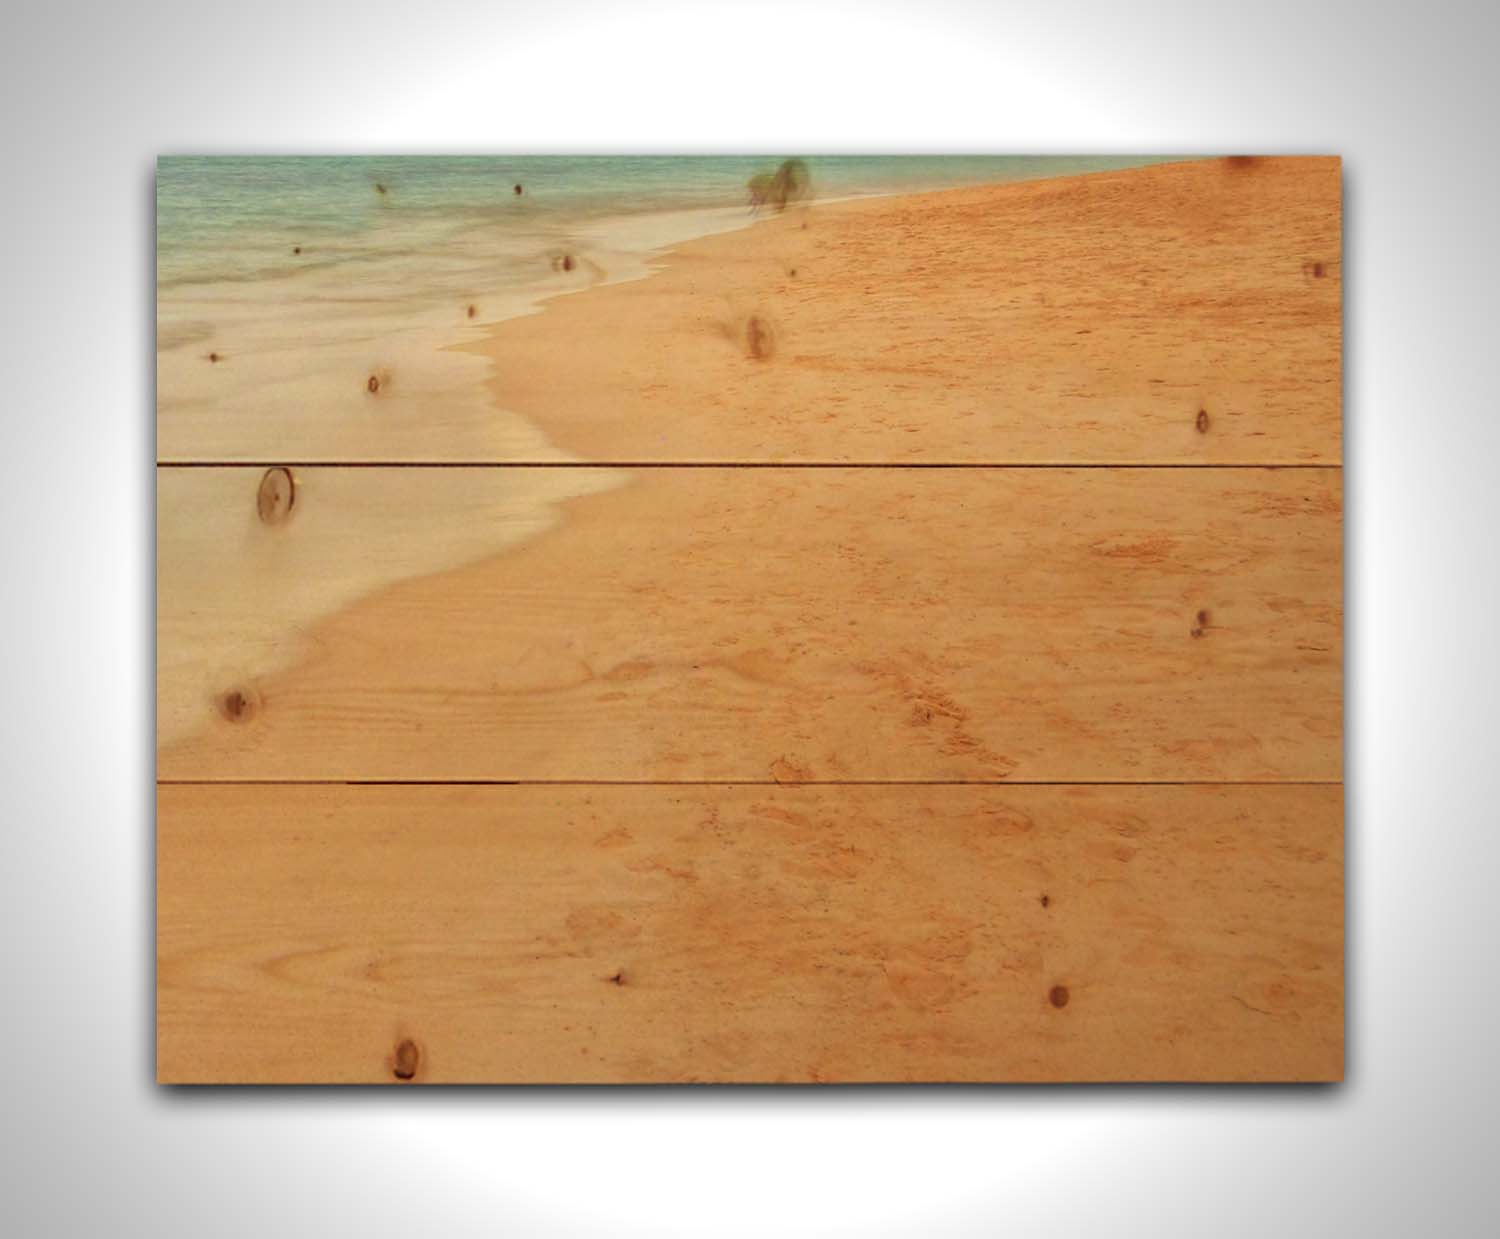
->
[[467, 157, 1340, 465]]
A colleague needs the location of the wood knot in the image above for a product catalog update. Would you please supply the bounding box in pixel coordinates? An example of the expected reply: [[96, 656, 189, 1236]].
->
[[1039, 893, 1050, 908], [608, 969, 626, 986], [1048, 984, 1070, 1009], [1195, 408, 1210, 434], [1311, 261, 1326, 278], [206, 352, 222, 364], [217, 687, 258, 724], [392, 1038, 420, 1080], [467, 304, 476, 318], [256, 467, 295, 525], [1191, 609, 1210, 639], [744, 314, 776, 360], [366, 374, 381, 395]]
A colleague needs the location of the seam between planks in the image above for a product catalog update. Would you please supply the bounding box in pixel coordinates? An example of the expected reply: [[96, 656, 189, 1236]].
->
[[157, 778, 1344, 787], [156, 461, 1344, 470]]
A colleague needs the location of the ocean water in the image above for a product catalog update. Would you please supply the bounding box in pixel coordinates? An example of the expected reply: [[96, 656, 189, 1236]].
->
[[155, 156, 1170, 461], [157, 156, 1165, 285]]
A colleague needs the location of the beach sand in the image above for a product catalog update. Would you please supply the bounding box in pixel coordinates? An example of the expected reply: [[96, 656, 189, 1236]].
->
[[156, 157, 1343, 1082], [465, 156, 1340, 464], [160, 157, 1342, 762]]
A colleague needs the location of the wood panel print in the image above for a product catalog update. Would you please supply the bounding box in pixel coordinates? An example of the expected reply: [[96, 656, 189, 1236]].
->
[[156, 155, 1342, 1082]]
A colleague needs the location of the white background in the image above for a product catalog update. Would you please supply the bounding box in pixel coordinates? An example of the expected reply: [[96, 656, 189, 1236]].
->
[[3, 0, 1497, 1233]]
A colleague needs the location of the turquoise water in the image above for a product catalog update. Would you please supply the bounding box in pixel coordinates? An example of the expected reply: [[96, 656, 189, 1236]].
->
[[157, 155, 1167, 287]]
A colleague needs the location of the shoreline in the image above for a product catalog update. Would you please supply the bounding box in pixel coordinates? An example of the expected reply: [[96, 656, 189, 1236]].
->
[[156, 199, 778, 464], [156, 162, 1179, 464], [156, 157, 1338, 465]]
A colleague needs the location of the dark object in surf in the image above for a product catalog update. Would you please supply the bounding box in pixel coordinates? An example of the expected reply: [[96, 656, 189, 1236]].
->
[[514, 183, 523, 196], [747, 159, 812, 212], [292, 245, 301, 255], [374, 182, 387, 195]]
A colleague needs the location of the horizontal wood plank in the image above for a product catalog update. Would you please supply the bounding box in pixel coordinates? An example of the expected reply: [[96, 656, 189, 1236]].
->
[[157, 782, 1343, 1083], [157, 157, 1341, 465], [157, 464, 1340, 782]]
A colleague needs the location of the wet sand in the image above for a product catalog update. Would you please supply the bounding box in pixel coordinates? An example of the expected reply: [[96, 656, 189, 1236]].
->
[[156, 203, 762, 463]]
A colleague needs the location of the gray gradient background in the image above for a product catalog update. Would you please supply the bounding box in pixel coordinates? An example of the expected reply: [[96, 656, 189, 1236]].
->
[[2, 0, 1494, 1233]]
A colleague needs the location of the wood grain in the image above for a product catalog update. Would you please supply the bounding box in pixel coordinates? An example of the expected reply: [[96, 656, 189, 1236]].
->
[[158, 157, 1341, 466], [157, 465, 1340, 782], [155, 157, 1344, 1083], [157, 782, 1343, 1083]]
